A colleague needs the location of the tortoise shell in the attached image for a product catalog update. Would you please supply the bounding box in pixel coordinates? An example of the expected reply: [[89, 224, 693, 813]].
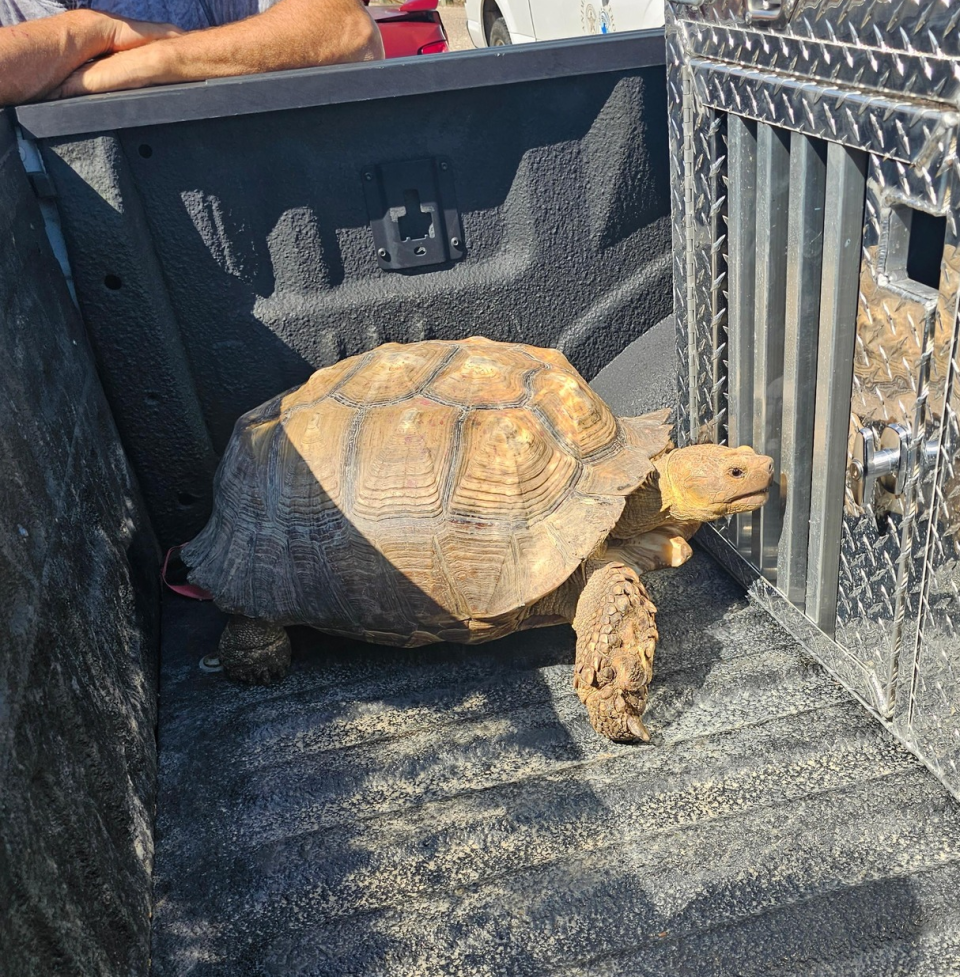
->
[[183, 337, 672, 645]]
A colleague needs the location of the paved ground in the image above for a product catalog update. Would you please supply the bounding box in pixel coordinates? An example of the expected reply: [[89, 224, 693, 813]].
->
[[440, 3, 472, 51], [150, 320, 960, 976]]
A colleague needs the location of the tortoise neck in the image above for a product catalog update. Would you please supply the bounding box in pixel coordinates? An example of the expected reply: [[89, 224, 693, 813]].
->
[[611, 464, 671, 540], [652, 454, 679, 520]]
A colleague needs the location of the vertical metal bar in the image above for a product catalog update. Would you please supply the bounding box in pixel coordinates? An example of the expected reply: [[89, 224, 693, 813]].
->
[[752, 124, 791, 577], [805, 144, 867, 634], [885, 302, 937, 710], [682, 64, 700, 445], [778, 135, 827, 608], [666, 26, 691, 446], [709, 114, 729, 447], [726, 115, 758, 558]]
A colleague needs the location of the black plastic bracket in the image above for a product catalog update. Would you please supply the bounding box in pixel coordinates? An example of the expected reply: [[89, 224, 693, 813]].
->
[[362, 157, 464, 271]]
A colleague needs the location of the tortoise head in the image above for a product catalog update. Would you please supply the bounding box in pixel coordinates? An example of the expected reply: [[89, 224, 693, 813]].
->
[[655, 444, 773, 524]]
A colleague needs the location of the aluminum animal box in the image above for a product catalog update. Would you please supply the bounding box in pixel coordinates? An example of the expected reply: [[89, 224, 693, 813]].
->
[[668, 0, 960, 796]]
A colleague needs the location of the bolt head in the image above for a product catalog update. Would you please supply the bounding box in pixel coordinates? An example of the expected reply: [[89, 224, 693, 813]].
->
[[364, 172, 373, 181], [451, 237, 461, 248], [377, 247, 388, 259]]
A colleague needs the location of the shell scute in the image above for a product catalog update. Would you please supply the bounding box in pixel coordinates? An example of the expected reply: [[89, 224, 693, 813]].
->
[[280, 353, 365, 414], [426, 345, 534, 406], [435, 525, 525, 620], [529, 367, 620, 458], [373, 529, 467, 622], [449, 408, 579, 525], [352, 399, 460, 523], [336, 342, 452, 405], [281, 396, 356, 513], [517, 344, 575, 371]]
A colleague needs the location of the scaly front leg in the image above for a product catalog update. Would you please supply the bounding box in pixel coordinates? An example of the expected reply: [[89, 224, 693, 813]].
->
[[219, 616, 292, 685], [572, 562, 658, 743]]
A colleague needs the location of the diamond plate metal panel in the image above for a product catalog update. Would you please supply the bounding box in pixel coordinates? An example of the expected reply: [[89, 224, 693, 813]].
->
[[667, 13, 693, 445], [669, 7, 729, 449], [690, 109, 728, 444], [669, 0, 960, 797], [676, 0, 960, 63], [690, 59, 957, 167], [896, 214, 960, 785], [907, 346, 960, 787], [833, 144, 959, 717], [678, 22, 960, 108]]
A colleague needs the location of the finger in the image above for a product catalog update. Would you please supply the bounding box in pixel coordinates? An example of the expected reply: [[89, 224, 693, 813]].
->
[[54, 68, 93, 99], [54, 51, 155, 97], [108, 16, 184, 51], [57, 63, 118, 98]]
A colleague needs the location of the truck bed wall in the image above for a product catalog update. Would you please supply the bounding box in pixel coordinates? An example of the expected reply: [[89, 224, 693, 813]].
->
[[27, 43, 671, 547], [0, 112, 159, 977], [4, 37, 670, 974]]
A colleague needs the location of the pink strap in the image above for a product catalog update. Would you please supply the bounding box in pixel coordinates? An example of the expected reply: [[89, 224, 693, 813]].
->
[[162, 545, 213, 600]]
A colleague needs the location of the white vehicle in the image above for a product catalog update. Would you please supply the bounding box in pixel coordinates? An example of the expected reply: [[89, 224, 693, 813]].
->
[[466, 0, 664, 48]]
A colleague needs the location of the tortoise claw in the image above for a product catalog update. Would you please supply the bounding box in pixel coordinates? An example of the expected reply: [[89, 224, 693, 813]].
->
[[627, 715, 651, 743], [574, 680, 652, 743]]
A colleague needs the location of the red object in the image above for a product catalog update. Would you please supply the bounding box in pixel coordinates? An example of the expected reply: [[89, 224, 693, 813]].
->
[[162, 545, 213, 601], [417, 38, 448, 55], [368, 2, 449, 58]]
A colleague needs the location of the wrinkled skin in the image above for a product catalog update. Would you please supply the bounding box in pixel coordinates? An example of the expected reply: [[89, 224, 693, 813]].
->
[[571, 444, 773, 743], [656, 444, 774, 523]]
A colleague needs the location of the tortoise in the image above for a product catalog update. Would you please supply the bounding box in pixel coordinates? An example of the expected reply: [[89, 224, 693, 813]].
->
[[183, 337, 772, 742]]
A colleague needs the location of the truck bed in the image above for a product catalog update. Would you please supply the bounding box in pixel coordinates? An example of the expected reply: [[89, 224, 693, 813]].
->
[[150, 324, 960, 976]]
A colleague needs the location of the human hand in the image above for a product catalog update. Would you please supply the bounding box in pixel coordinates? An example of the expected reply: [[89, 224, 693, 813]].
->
[[102, 13, 183, 52], [47, 42, 175, 99], [0, 8, 182, 106]]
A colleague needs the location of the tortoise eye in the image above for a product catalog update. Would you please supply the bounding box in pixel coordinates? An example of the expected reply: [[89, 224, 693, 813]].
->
[[729, 467, 746, 478]]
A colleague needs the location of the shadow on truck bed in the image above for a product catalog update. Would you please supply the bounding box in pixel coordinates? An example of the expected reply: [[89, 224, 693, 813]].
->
[[153, 544, 954, 976], [151, 325, 959, 975]]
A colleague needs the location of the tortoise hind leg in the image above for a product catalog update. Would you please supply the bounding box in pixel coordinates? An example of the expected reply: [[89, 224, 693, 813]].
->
[[219, 616, 292, 685], [571, 562, 657, 743]]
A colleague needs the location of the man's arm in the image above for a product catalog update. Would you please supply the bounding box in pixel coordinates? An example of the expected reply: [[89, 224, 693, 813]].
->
[[0, 10, 181, 105], [52, 0, 384, 99]]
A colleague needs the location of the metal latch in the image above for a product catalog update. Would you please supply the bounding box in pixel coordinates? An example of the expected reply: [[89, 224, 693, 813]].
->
[[746, 0, 794, 22], [849, 423, 938, 509]]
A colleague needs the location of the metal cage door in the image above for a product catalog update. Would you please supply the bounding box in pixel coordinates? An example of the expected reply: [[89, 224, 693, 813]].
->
[[668, 0, 960, 794]]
